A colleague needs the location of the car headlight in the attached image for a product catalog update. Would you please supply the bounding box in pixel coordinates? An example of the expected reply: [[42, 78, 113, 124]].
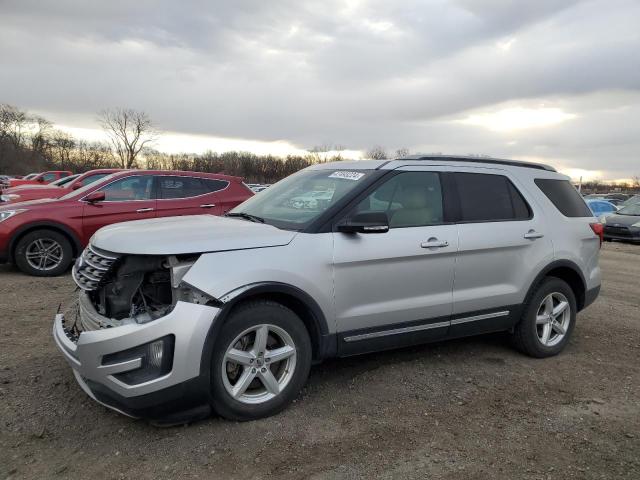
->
[[632, 221, 640, 228], [1, 194, 20, 202], [598, 215, 607, 224], [0, 209, 27, 222]]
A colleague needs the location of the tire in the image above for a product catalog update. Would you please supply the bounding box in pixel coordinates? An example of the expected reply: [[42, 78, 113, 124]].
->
[[210, 300, 312, 421], [512, 277, 577, 358], [14, 229, 74, 277]]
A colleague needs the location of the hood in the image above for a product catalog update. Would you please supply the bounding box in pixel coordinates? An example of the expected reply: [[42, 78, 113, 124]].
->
[[5, 184, 60, 193], [91, 215, 298, 255], [606, 213, 640, 227], [0, 197, 60, 211]]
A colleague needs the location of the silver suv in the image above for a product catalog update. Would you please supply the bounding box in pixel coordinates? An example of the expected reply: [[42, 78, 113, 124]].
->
[[53, 156, 602, 424]]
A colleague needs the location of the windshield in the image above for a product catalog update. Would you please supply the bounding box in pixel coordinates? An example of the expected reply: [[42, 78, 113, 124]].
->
[[229, 168, 373, 230], [617, 204, 640, 216], [621, 195, 640, 207], [51, 174, 79, 186], [59, 172, 120, 200]]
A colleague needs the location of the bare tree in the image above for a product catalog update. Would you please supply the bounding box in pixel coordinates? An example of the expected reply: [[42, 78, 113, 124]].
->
[[395, 147, 410, 158], [98, 108, 157, 168], [632, 175, 640, 189], [365, 145, 388, 160]]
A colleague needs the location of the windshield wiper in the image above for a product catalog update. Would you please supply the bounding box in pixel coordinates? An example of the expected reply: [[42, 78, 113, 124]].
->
[[225, 212, 265, 223]]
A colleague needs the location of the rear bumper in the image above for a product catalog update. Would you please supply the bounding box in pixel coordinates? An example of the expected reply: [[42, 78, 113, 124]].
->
[[53, 294, 221, 423]]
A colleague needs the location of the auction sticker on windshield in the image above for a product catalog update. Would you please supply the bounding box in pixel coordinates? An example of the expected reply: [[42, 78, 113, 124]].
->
[[328, 171, 365, 181]]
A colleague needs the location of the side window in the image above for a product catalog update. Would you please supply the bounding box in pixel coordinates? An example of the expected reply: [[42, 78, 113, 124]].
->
[[534, 179, 592, 217], [42, 173, 57, 182], [98, 176, 153, 201], [201, 178, 229, 193], [159, 176, 210, 199], [355, 172, 444, 228], [454, 173, 531, 222]]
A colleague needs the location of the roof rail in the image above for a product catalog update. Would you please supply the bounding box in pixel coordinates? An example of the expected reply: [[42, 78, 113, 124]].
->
[[397, 155, 556, 172]]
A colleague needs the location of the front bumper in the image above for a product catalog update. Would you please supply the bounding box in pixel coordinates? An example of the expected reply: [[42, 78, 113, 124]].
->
[[53, 293, 221, 421]]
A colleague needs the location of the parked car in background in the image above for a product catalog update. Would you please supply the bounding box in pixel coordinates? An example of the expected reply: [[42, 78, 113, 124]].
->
[[602, 203, 640, 243], [0, 169, 122, 204], [0, 170, 73, 191], [53, 156, 602, 423], [585, 198, 618, 220], [620, 194, 640, 208], [0, 170, 253, 276]]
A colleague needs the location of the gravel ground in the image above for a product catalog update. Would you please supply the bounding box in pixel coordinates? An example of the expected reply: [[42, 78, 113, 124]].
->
[[1, 242, 639, 479]]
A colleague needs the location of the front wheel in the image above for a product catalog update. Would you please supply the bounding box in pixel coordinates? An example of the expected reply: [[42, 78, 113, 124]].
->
[[14, 229, 73, 277], [512, 277, 577, 358], [210, 300, 312, 421]]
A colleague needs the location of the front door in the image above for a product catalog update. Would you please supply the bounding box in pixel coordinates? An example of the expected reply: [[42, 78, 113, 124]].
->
[[332, 169, 457, 354], [82, 175, 156, 241]]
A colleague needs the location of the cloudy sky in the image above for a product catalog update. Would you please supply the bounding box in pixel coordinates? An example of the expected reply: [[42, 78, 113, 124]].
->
[[1, 0, 639, 180]]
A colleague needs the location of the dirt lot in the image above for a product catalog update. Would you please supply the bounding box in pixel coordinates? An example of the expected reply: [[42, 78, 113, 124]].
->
[[1, 243, 639, 479]]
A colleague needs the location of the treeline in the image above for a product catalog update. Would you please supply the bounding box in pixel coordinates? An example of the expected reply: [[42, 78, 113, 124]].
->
[[0, 103, 344, 183]]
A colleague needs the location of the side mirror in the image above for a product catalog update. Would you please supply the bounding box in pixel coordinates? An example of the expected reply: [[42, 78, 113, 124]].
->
[[72, 181, 83, 190], [37, 177, 45, 183], [84, 191, 106, 203], [337, 212, 389, 234]]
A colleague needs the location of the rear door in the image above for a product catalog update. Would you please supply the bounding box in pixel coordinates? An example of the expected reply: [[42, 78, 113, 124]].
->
[[449, 169, 554, 335], [154, 175, 228, 217], [332, 168, 457, 353], [82, 175, 156, 240]]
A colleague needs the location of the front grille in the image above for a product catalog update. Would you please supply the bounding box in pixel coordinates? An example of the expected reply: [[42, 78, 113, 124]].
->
[[72, 245, 121, 291]]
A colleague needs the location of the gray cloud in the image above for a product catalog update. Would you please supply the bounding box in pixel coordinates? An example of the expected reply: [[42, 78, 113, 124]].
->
[[0, 0, 639, 178]]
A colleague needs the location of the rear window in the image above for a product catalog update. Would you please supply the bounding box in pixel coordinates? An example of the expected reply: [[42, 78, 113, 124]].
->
[[454, 173, 531, 222], [535, 179, 592, 217], [158, 176, 229, 199]]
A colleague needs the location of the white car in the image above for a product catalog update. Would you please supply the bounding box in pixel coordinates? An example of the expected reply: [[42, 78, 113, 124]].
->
[[54, 155, 602, 424]]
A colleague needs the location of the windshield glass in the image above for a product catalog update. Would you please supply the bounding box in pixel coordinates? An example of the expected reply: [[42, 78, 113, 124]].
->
[[51, 174, 79, 186], [229, 168, 373, 230], [617, 204, 640, 216], [59, 172, 120, 200], [621, 195, 640, 207]]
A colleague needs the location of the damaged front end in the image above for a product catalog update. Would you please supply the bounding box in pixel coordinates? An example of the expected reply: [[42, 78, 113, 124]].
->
[[72, 245, 216, 331]]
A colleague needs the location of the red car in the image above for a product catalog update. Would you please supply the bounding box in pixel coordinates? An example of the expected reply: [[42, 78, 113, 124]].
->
[[0, 170, 253, 276], [0, 169, 122, 204], [0, 170, 73, 191]]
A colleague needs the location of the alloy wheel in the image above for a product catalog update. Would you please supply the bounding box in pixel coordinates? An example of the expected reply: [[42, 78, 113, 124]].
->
[[536, 292, 571, 347], [221, 324, 297, 404], [25, 238, 64, 272]]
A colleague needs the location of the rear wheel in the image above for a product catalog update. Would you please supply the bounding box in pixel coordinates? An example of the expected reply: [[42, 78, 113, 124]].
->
[[14, 229, 73, 277], [210, 300, 312, 421], [512, 277, 577, 358]]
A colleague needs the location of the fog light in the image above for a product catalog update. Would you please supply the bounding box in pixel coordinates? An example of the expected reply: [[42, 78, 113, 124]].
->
[[102, 335, 175, 385]]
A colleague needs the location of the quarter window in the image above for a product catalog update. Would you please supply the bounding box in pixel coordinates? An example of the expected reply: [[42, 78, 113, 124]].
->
[[355, 172, 444, 228], [453, 173, 531, 222], [535, 179, 592, 217], [98, 176, 153, 201]]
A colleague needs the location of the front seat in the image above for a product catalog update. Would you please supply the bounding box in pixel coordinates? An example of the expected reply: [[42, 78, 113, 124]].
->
[[390, 185, 439, 227]]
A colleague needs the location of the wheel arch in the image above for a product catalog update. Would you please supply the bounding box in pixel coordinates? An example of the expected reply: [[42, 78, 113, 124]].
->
[[199, 282, 335, 381], [526, 260, 587, 312], [9, 222, 83, 262]]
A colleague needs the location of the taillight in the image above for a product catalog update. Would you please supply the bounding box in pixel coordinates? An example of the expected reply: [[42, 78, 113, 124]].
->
[[590, 222, 604, 247]]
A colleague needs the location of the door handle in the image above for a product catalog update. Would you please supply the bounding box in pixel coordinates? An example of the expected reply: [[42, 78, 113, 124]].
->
[[200, 204, 216, 208], [136, 208, 154, 213], [421, 238, 449, 249], [524, 230, 544, 239]]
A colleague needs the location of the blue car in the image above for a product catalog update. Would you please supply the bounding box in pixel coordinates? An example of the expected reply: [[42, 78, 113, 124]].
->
[[585, 199, 617, 219]]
